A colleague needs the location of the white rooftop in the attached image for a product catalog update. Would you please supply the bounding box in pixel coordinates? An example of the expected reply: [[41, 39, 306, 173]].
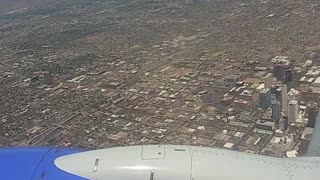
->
[[286, 150, 298, 158], [313, 77, 320, 85], [223, 142, 234, 149], [256, 83, 265, 90]]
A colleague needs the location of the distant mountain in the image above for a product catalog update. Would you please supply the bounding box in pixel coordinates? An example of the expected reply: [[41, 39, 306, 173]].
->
[[0, 0, 43, 14]]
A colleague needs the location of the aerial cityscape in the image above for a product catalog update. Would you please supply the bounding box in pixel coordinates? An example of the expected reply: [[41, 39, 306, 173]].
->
[[0, 0, 320, 158]]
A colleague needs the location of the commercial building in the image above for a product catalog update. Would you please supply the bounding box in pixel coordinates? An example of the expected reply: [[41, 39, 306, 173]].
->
[[284, 69, 293, 83], [263, 73, 273, 89], [272, 85, 287, 112], [224, 74, 241, 86], [256, 120, 275, 131], [259, 88, 272, 110], [307, 102, 319, 128], [279, 116, 288, 131], [275, 87, 282, 101], [274, 64, 285, 82], [281, 85, 288, 112], [288, 100, 299, 123], [272, 100, 281, 124], [274, 63, 292, 83]]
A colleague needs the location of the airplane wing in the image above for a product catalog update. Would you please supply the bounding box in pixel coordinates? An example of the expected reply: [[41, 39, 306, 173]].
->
[[306, 111, 320, 156]]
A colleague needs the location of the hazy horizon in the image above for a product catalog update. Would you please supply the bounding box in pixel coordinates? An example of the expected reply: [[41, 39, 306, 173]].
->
[[0, 0, 42, 14]]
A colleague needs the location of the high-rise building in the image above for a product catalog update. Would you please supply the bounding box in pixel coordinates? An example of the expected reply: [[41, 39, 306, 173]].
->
[[288, 100, 299, 123], [263, 73, 273, 89], [284, 69, 293, 83], [270, 85, 278, 94], [281, 85, 288, 112], [271, 94, 277, 102], [274, 63, 292, 83], [275, 88, 282, 101], [259, 88, 272, 110], [274, 87, 281, 101], [279, 116, 288, 131], [272, 100, 281, 124], [307, 102, 319, 128], [274, 64, 285, 81]]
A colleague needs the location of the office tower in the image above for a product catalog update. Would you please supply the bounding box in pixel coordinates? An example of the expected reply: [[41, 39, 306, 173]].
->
[[288, 100, 299, 123], [279, 116, 288, 131], [275, 88, 282, 101], [271, 94, 277, 102], [274, 64, 285, 81], [270, 85, 278, 94], [307, 102, 319, 128], [272, 100, 281, 124], [274, 63, 292, 83], [259, 88, 272, 110], [263, 73, 273, 89], [284, 69, 293, 83], [281, 85, 288, 112]]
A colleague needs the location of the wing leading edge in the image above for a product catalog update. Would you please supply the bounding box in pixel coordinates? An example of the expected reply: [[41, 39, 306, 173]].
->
[[306, 111, 320, 156]]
